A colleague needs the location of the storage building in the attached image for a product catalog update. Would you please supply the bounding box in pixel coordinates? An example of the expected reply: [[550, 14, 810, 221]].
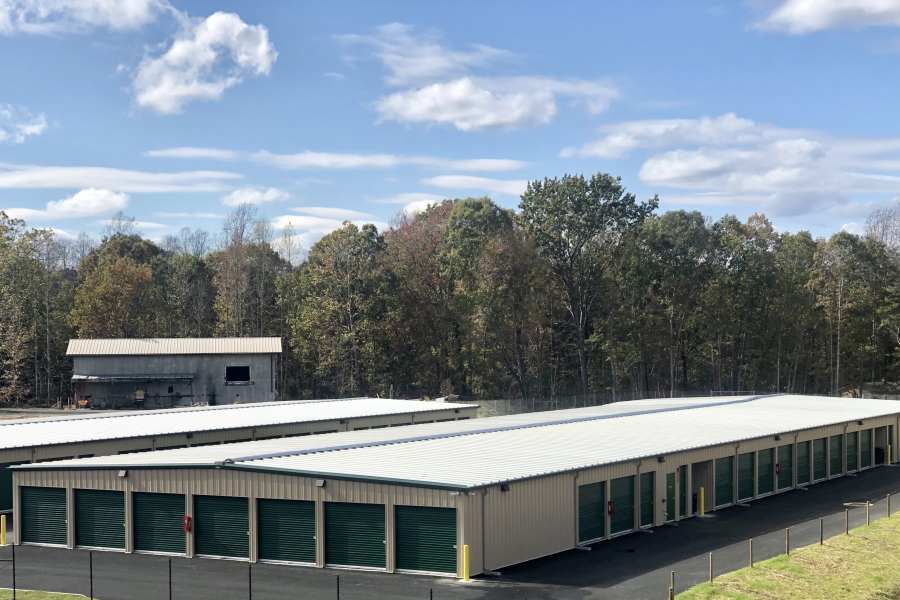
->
[[11, 394, 900, 579], [68, 338, 284, 408], [0, 397, 477, 515]]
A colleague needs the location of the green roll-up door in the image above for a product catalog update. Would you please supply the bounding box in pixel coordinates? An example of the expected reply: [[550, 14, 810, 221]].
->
[[757, 449, 774, 495], [640, 472, 654, 527], [610, 476, 635, 534], [797, 441, 811, 484], [194, 495, 248, 559], [578, 481, 606, 542], [325, 502, 385, 568], [395, 506, 456, 574], [777, 444, 793, 489], [829, 435, 843, 477], [679, 466, 688, 517], [258, 499, 315, 563], [21, 487, 67, 545], [714, 457, 733, 507], [861, 429, 873, 468], [133, 492, 185, 554], [847, 432, 858, 471], [665, 473, 675, 521], [75, 489, 125, 549], [813, 438, 827, 480], [738, 452, 754, 500]]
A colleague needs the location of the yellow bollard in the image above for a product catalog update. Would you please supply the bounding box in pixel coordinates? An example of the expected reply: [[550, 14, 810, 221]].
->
[[0, 514, 6, 546], [462, 544, 470, 581], [699, 486, 705, 517]]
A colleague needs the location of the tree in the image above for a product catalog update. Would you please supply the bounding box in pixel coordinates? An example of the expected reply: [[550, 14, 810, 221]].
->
[[519, 173, 657, 395], [283, 223, 391, 397], [70, 256, 155, 337]]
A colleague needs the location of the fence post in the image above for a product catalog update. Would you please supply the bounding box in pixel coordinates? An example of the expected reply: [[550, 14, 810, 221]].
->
[[749, 538, 754, 568], [785, 528, 790, 555], [888, 493, 892, 518], [336, 574, 340, 600], [708, 552, 713, 583], [670, 570, 676, 599], [12, 541, 16, 600], [845, 508, 849, 535], [866, 501, 871, 526], [819, 518, 824, 545], [168, 558, 172, 600], [89, 551, 94, 600], [248, 561, 252, 600]]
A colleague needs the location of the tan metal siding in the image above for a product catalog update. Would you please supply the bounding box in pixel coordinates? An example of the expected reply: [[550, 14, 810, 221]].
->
[[482, 473, 574, 571]]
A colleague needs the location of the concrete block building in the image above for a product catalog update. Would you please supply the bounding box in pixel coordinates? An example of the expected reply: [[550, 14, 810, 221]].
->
[[68, 338, 283, 408]]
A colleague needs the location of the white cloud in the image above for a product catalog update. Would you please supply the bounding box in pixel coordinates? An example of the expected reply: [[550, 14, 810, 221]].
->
[[145, 147, 239, 160], [401, 198, 440, 215], [0, 104, 48, 143], [561, 113, 794, 159], [372, 191, 447, 205], [422, 175, 527, 196], [222, 186, 289, 206], [4, 188, 128, 221], [155, 210, 224, 219], [146, 146, 526, 172], [337, 22, 509, 86], [761, 0, 900, 34], [590, 112, 900, 218], [0, 0, 168, 34], [341, 23, 619, 131], [377, 76, 618, 133], [133, 11, 277, 114], [291, 206, 374, 220], [0, 162, 240, 192], [252, 150, 526, 172]]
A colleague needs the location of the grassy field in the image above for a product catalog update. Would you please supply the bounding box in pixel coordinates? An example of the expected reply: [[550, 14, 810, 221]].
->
[[678, 513, 900, 599], [0, 591, 89, 599]]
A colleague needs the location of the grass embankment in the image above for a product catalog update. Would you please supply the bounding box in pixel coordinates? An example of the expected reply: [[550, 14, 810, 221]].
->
[[678, 514, 900, 599], [0, 591, 90, 599]]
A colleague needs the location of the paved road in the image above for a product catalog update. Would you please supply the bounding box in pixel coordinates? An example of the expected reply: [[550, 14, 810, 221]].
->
[[2, 467, 899, 600]]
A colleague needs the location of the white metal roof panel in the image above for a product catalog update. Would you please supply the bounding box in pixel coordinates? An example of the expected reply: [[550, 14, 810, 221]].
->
[[0, 398, 475, 451], [66, 338, 282, 356], [20, 395, 900, 490]]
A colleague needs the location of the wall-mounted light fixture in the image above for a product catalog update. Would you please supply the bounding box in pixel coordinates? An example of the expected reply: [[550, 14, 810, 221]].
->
[[500, 483, 510, 492], [117, 470, 128, 479], [657, 456, 666, 463], [316, 479, 327, 488]]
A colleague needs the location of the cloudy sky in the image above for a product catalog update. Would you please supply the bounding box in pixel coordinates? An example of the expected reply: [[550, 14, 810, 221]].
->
[[2, 0, 900, 246]]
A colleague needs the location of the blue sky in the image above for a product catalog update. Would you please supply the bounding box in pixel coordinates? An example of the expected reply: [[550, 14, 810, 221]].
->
[[2, 0, 900, 249]]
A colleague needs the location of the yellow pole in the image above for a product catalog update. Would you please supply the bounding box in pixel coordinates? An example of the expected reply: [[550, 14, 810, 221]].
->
[[699, 486, 705, 517], [0, 514, 6, 546], [462, 544, 470, 581]]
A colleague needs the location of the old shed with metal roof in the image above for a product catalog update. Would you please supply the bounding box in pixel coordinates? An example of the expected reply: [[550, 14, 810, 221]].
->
[[11, 394, 900, 578], [67, 337, 284, 408], [0, 397, 477, 515]]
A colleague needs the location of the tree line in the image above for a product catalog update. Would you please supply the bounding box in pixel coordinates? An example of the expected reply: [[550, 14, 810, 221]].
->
[[1, 172, 899, 406]]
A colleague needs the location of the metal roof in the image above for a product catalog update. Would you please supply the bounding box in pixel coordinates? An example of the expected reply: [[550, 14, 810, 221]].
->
[[66, 338, 282, 356], [0, 398, 476, 451], [24, 394, 900, 490]]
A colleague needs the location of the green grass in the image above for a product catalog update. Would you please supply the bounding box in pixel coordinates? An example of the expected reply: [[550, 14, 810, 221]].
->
[[0, 591, 90, 599], [678, 514, 900, 599]]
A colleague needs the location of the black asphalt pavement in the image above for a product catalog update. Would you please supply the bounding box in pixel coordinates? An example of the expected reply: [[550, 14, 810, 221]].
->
[[2, 467, 900, 600]]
